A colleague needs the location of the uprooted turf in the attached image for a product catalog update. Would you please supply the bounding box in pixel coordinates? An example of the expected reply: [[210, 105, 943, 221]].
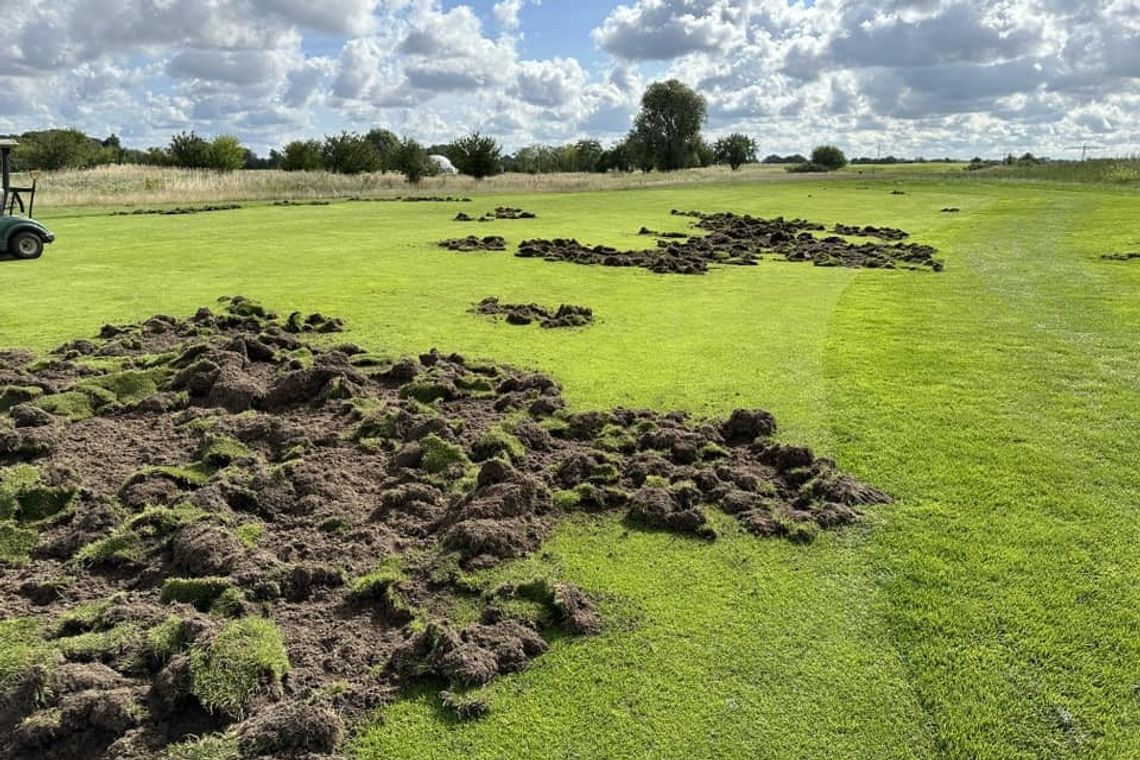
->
[[2, 176, 1139, 759], [0, 298, 885, 759]]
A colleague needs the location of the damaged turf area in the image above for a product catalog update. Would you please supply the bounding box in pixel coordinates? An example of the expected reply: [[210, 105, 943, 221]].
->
[[517, 210, 943, 274], [0, 297, 888, 759]]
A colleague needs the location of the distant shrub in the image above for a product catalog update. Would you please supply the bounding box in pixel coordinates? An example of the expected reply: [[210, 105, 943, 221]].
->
[[785, 162, 830, 174], [714, 133, 758, 171], [449, 133, 502, 179], [762, 153, 807, 164], [810, 145, 848, 171]]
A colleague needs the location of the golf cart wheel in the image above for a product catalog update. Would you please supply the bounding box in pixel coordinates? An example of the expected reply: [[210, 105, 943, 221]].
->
[[10, 231, 44, 260]]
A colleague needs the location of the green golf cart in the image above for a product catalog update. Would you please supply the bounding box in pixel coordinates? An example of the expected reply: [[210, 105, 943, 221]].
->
[[0, 138, 54, 260]]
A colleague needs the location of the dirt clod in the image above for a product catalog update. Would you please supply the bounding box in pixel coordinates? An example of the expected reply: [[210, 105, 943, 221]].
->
[[438, 236, 507, 252], [515, 210, 942, 274], [471, 297, 594, 328], [0, 298, 889, 759]]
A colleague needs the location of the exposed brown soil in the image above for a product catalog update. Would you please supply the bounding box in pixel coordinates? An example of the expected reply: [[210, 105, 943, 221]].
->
[[109, 204, 243, 217], [438, 236, 507, 252], [270, 201, 331, 207], [637, 227, 688, 239], [471, 297, 594, 328], [516, 210, 943, 275], [347, 196, 472, 203], [455, 207, 537, 223], [0, 298, 888, 758], [831, 224, 908, 241], [1101, 252, 1140, 261], [941, 207, 961, 213]]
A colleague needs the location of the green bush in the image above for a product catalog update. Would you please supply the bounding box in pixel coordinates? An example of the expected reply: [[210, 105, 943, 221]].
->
[[810, 145, 848, 171]]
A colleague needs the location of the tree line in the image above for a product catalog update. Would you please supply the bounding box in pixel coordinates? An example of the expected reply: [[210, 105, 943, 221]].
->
[[4, 79, 863, 182]]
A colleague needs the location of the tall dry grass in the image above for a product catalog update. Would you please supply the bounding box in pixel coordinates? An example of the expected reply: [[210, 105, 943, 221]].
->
[[19, 163, 828, 209], [982, 157, 1140, 185]]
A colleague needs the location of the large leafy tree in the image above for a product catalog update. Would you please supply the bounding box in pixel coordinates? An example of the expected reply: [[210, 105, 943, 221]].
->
[[208, 135, 246, 172], [572, 139, 604, 173], [632, 79, 707, 172], [394, 137, 435, 184], [449, 132, 502, 179], [168, 131, 213, 169], [12, 129, 101, 170], [810, 145, 848, 170], [321, 132, 381, 175], [365, 128, 401, 171], [280, 140, 324, 171], [714, 133, 758, 171]]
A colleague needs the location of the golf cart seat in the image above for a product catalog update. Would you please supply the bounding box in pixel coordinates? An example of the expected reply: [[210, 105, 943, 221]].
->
[[4, 178, 36, 216]]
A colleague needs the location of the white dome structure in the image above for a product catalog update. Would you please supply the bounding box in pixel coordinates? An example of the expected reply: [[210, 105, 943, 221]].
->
[[428, 154, 458, 175]]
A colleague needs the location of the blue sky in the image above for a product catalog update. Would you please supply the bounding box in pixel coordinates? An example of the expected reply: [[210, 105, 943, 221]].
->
[[0, 1, 1136, 157]]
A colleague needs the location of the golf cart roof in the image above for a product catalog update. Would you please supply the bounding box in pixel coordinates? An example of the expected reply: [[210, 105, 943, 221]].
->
[[0, 139, 18, 148]]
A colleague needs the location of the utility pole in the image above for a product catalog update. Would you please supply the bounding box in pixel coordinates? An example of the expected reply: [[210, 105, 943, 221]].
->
[[1066, 143, 1104, 161]]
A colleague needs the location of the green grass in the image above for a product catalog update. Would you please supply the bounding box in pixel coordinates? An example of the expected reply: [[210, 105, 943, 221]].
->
[[160, 577, 234, 612], [2, 176, 1140, 757], [189, 616, 290, 717], [163, 733, 241, 760], [0, 619, 56, 695]]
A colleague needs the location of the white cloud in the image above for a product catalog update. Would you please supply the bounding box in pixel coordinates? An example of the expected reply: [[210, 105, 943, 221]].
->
[[0, 0, 1135, 157], [593, 0, 748, 61], [494, 0, 539, 30]]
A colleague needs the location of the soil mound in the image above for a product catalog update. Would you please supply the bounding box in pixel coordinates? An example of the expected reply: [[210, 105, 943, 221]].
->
[[348, 196, 472, 203], [270, 200, 331, 207], [109, 204, 242, 217], [1101, 252, 1140, 261], [516, 210, 943, 274], [0, 297, 887, 758], [456, 207, 537, 222], [832, 224, 908, 241], [439, 236, 507, 252], [471, 297, 594, 328]]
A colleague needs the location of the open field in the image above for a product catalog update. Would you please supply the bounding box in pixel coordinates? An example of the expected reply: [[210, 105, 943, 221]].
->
[[2, 173, 1140, 759], [13, 162, 974, 208]]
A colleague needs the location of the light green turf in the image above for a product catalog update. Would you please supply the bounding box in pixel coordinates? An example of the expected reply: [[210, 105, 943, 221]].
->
[[2, 176, 1139, 759]]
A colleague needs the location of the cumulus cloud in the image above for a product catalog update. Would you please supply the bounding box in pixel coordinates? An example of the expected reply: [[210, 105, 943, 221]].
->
[[494, 0, 540, 30], [0, 0, 1135, 156], [593, 0, 748, 61], [512, 58, 588, 107]]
